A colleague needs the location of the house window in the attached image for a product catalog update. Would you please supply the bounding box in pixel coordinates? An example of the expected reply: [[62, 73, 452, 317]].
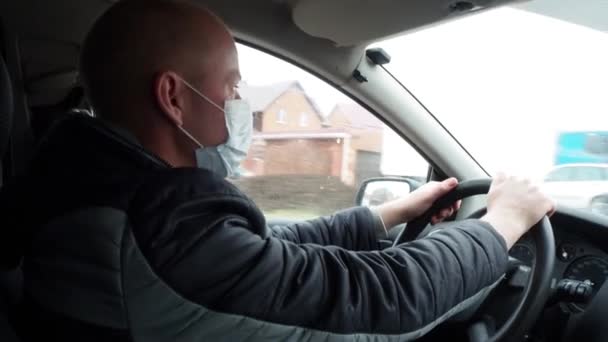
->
[[276, 109, 287, 124], [299, 112, 309, 127]]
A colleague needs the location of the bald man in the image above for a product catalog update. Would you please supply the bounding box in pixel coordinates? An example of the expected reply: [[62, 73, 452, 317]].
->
[[0, 0, 554, 341]]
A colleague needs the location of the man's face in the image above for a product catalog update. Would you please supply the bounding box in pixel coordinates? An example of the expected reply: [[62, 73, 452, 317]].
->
[[181, 42, 241, 147]]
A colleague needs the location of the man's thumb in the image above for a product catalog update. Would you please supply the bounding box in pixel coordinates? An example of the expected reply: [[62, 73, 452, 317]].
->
[[440, 177, 459, 193]]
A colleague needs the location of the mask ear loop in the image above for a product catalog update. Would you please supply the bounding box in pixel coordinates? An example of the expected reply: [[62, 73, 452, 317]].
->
[[177, 125, 204, 148], [177, 75, 225, 112], [175, 75, 233, 149]]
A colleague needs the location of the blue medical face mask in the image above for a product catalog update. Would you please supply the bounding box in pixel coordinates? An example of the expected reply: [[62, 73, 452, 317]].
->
[[176, 77, 252, 178]]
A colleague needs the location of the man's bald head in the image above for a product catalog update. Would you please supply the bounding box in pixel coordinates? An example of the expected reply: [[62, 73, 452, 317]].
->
[[80, 0, 242, 167], [80, 0, 234, 121]]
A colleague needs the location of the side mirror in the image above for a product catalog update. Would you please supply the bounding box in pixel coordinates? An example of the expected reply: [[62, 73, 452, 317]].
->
[[355, 177, 422, 207]]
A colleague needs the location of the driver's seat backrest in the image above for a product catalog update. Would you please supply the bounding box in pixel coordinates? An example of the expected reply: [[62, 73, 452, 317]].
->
[[0, 51, 22, 342], [0, 52, 12, 182]]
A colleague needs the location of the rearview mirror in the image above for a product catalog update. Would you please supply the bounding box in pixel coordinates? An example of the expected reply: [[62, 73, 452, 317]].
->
[[355, 177, 421, 207]]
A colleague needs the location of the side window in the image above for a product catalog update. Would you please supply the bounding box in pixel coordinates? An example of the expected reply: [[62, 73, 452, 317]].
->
[[233, 44, 429, 220], [545, 167, 574, 182], [572, 166, 604, 181]]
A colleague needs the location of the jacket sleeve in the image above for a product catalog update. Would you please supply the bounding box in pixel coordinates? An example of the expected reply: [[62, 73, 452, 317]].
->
[[268, 207, 383, 251], [151, 200, 509, 337]]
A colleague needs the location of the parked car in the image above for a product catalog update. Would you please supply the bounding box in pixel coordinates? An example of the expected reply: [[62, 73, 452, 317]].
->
[[542, 163, 608, 216]]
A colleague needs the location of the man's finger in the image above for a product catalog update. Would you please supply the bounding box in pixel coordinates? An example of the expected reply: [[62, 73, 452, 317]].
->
[[493, 172, 506, 185], [453, 200, 462, 211], [547, 200, 557, 217], [442, 177, 458, 191], [441, 208, 452, 218], [430, 199, 461, 224]]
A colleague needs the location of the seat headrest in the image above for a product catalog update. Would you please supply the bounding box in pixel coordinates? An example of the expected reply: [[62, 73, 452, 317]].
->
[[0, 55, 12, 159]]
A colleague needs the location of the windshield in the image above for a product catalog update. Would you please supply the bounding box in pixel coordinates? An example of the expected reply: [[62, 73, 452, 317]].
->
[[374, 1, 608, 217]]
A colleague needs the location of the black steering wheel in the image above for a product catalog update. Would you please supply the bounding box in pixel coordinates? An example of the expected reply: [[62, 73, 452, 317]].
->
[[393, 179, 555, 342]]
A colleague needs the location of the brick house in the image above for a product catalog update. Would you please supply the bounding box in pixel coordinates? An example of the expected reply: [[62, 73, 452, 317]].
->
[[243, 81, 328, 132], [238, 81, 386, 186], [239, 81, 353, 183]]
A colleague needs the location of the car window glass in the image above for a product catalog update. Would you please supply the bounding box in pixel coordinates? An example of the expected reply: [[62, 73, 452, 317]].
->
[[545, 167, 573, 182], [573, 166, 604, 181], [374, 4, 608, 218], [231, 44, 429, 220]]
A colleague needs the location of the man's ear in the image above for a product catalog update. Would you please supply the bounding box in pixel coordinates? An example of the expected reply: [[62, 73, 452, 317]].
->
[[154, 71, 185, 126]]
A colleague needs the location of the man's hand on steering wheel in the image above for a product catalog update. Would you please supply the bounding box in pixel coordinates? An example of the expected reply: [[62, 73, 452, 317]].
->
[[375, 174, 556, 250], [480, 174, 556, 248], [376, 176, 557, 342], [375, 177, 462, 229]]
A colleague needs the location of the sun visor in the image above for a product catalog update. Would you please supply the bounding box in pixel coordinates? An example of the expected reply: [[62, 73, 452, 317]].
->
[[292, 0, 528, 46]]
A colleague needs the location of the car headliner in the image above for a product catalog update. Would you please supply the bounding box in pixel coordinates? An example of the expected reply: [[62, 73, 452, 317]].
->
[[0, 0, 543, 108]]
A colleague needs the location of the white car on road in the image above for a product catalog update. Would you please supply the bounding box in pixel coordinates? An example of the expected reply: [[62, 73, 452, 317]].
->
[[542, 164, 608, 216]]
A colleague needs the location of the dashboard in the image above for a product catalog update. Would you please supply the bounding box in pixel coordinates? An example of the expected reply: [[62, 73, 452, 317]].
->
[[490, 207, 608, 342], [512, 224, 608, 312], [512, 206, 608, 306]]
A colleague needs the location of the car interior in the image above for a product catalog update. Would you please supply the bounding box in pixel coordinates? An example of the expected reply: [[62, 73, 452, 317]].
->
[[1, 0, 608, 341]]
